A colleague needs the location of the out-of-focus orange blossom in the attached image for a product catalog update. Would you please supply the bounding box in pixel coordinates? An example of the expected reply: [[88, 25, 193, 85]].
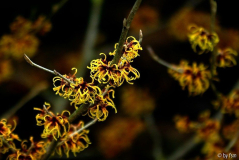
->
[[98, 116, 144, 158], [120, 85, 156, 117]]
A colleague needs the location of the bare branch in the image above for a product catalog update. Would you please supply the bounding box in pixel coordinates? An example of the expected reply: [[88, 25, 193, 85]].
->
[[24, 54, 74, 85], [147, 46, 183, 73]]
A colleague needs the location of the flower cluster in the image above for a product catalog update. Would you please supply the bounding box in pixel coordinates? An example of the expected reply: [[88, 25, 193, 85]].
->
[[188, 24, 219, 54], [7, 137, 46, 160], [88, 36, 142, 87], [34, 102, 70, 140], [168, 60, 211, 95], [0, 16, 51, 59], [0, 119, 21, 154], [174, 111, 220, 142], [55, 121, 91, 157], [53, 36, 141, 121], [87, 88, 117, 121], [53, 68, 101, 109]]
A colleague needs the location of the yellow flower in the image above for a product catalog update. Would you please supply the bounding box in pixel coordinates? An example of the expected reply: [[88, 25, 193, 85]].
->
[[34, 103, 70, 140], [216, 48, 237, 67], [88, 36, 141, 87], [88, 53, 119, 85], [0, 119, 20, 154], [110, 36, 142, 62], [87, 89, 116, 121], [168, 60, 211, 95], [29, 137, 46, 159], [188, 25, 219, 54], [7, 137, 45, 160], [53, 68, 102, 108], [56, 121, 91, 157], [118, 59, 140, 85], [53, 68, 79, 99], [69, 77, 102, 108]]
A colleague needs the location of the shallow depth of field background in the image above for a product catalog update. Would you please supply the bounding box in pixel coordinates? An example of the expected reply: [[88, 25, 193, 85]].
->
[[0, 0, 239, 159]]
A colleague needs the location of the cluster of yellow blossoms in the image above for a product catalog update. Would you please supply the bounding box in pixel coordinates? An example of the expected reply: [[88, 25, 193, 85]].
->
[[168, 24, 238, 96], [33, 103, 91, 158], [0, 119, 20, 154], [0, 119, 47, 160], [89, 36, 142, 87], [188, 24, 237, 68], [53, 68, 101, 108], [7, 137, 45, 160], [53, 36, 141, 121], [34, 102, 70, 140], [55, 121, 91, 157], [168, 60, 211, 95]]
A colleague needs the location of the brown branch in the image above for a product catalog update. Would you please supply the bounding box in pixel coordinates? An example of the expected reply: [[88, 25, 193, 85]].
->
[[147, 46, 183, 73], [24, 54, 74, 85], [110, 0, 142, 65]]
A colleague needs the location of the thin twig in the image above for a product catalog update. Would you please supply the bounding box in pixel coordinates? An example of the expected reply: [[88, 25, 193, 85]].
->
[[24, 54, 74, 85], [147, 46, 183, 73], [57, 118, 97, 146], [110, 0, 142, 65], [0, 81, 49, 120]]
